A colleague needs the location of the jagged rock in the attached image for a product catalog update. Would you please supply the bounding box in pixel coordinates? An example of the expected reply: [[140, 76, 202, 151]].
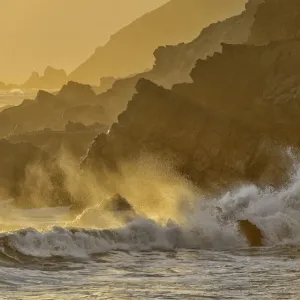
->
[[103, 194, 135, 213], [95, 0, 262, 123], [104, 194, 137, 223], [23, 71, 40, 88], [94, 77, 117, 94], [57, 81, 98, 106], [83, 37, 300, 192], [237, 220, 264, 246], [22, 66, 67, 90], [69, 0, 247, 85], [96, 75, 141, 123], [70, 194, 137, 225], [44, 66, 66, 84], [152, 0, 262, 87], [0, 81, 110, 138], [35, 90, 61, 106]]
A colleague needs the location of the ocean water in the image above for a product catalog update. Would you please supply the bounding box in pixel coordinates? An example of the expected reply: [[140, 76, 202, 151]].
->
[[2, 167, 300, 299], [0, 90, 38, 108]]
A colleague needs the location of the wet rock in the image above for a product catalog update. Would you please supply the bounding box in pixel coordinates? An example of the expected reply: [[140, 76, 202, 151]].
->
[[70, 194, 137, 225], [237, 220, 264, 247], [104, 194, 136, 214]]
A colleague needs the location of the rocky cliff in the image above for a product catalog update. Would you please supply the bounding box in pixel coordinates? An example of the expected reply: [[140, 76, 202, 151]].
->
[[4, 0, 300, 209], [69, 0, 247, 85], [83, 37, 300, 193], [151, 0, 263, 87], [94, 0, 262, 124]]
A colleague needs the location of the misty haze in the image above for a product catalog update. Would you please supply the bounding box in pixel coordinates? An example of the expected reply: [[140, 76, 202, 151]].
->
[[1, 0, 300, 299]]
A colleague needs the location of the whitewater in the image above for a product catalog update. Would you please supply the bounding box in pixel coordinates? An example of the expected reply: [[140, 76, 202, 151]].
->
[[2, 164, 300, 298]]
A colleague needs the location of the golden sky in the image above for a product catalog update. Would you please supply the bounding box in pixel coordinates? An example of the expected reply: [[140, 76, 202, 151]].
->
[[0, 0, 168, 84]]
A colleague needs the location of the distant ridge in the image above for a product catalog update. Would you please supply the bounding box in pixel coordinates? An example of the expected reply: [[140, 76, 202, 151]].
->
[[69, 0, 246, 85]]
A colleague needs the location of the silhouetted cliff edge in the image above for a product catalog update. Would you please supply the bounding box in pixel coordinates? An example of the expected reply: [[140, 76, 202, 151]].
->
[[69, 0, 247, 85], [83, 37, 300, 191], [95, 0, 261, 124]]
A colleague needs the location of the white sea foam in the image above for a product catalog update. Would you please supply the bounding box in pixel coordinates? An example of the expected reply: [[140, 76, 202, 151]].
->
[[2, 162, 300, 258]]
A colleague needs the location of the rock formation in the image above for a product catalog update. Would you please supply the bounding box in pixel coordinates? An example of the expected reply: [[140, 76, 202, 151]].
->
[[70, 194, 137, 227], [151, 0, 263, 87], [238, 220, 264, 247], [22, 66, 67, 90], [69, 0, 247, 85], [83, 36, 300, 192], [5, 0, 300, 212], [0, 81, 110, 139], [248, 0, 300, 45], [94, 77, 117, 94], [94, 0, 262, 124]]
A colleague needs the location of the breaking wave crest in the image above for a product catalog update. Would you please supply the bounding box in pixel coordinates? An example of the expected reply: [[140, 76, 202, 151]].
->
[[2, 163, 300, 262], [0, 217, 243, 261]]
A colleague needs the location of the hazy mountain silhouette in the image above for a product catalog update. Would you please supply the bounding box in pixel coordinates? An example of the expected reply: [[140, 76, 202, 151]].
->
[[95, 0, 261, 124], [0, 0, 168, 84], [22, 67, 68, 90], [69, 0, 247, 85]]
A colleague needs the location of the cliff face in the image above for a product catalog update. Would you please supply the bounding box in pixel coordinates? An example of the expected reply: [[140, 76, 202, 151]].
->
[[95, 0, 300, 131], [248, 0, 300, 45], [69, 0, 247, 85], [83, 38, 300, 191], [151, 0, 263, 87], [94, 0, 261, 124], [179, 40, 300, 145]]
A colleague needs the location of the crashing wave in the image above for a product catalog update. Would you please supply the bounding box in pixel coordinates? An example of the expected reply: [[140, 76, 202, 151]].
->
[[0, 216, 243, 261], [2, 164, 300, 261]]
